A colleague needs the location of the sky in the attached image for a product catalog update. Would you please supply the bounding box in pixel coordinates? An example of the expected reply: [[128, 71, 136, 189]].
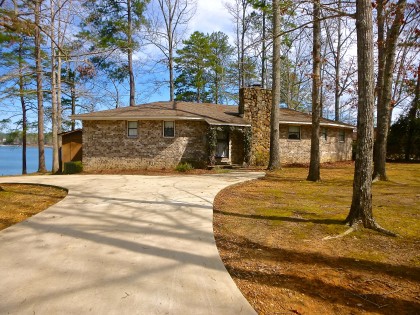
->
[[0, 0, 236, 132], [0, 0, 408, 132], [142, 0, 235, 103], [191, 1, 234, 36]]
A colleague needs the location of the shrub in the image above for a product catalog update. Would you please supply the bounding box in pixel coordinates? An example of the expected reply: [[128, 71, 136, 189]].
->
[[175, 162, 193, 172], [63, 161, 83, 174], [254, 151, 269, 166]]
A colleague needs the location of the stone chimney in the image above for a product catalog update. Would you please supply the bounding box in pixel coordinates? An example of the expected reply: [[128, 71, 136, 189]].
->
[[239, 87, 272, 165]]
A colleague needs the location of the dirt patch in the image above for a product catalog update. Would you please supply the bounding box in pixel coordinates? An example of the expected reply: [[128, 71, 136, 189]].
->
[[213, 163, 420, 315], [0, 183, 67, 231]]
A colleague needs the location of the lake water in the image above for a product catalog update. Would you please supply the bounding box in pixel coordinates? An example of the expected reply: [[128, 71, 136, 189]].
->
[[0, 146, 52, 176]]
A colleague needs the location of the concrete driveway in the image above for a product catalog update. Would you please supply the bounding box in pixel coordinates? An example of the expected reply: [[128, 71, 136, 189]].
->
[[0, 172, 263, 314]]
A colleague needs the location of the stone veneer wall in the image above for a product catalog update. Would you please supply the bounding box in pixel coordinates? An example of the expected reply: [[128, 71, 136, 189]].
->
[[239, 87, 272, 165], [239, 87, 353, 165], [279, 126, 353, 164], [82, 120, 208, 170]]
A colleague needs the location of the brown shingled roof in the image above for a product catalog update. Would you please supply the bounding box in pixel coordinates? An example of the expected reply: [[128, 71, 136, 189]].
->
[[71, 101, 354, 129], [71, 101, 249, 126], [279, 108, 354, 129]]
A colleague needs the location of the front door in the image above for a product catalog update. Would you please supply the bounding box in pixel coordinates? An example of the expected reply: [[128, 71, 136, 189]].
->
[[216, 130, 229, 158]]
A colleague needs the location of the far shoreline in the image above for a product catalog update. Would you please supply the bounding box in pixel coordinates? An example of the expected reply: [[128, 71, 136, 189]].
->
[[0, 144, 53, 148]]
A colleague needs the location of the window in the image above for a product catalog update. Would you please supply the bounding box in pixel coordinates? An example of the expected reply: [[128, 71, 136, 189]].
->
[[163, 121, 175, 138], [338, 130, 345, 142], [127, 121, 138, 137], [322, 128, 327, 141], [288, 126, 301, 140]]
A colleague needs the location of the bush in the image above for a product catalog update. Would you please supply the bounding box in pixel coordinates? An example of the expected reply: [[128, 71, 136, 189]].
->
[[63, 161, 83, 174], [175, 162, 193, 172], [254, 151, 269, 166]]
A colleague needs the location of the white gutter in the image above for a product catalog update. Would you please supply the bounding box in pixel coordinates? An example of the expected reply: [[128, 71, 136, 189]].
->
[[279, 120, 354, 129], [208, 123, 251, 127], [70, 115, 204, 121]]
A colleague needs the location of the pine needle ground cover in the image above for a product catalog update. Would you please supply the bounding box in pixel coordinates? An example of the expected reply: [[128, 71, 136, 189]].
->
[[0, 184, 67, 231], [214, 163, 420, 315]]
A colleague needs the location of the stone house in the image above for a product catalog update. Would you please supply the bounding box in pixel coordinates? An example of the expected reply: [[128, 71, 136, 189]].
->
[[71, 87, 354, 171]]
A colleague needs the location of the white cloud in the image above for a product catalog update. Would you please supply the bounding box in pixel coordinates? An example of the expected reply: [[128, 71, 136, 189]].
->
[[189, 0, 235, 39]]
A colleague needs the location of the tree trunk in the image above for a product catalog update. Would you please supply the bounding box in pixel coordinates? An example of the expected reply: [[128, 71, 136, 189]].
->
[[307, 0, 321, 182], [240, 0, 247, 88], [373, 0, 407, 181], [35, 0, 46, 173], [57, 52, 62, 158], [268, 0, 281, 170], [406, 64, 420, 161], [168, 1, 174, 102], [261, 1, 266, 88], [57, 0, 62, 168], [18, 40, 27, 175], [236, 9, 241, 91], [51, 0, 59, 173], [127, 0, 136, 107], [346, 0, 378, 229], [215, 72, 219, 104], [347, 0, 375, 226], [71, 79, 76, 130], [169, 43, 174, 102], [334, 0, 342, 122]]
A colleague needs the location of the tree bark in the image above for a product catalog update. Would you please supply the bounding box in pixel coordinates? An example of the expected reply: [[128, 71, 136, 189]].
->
[[307, 0, 321, 182], [169, 39, 174, 101], [167, 0, 174, 101], [261, 0, 266, 88], [406, 64, 420, 161], [18, 40, 27, 175], [35, 0, 46, 173], [127, 0, 136, 107], [51, 0, 59, 173], [240, 0, 246, 88], [334, 0, 342, 122], [373, 0, 407, 181], [346, 0, 376, 227], [268, 0, 281, 170], [57, 0, 63, 168]]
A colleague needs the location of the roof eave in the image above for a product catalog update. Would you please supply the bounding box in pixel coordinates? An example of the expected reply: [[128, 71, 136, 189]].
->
[[279, 120, 354, 129], [208, 122, 251, 127], [70, 115, 205, 121]]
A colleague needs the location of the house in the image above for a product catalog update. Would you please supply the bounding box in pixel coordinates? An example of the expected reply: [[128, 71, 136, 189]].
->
[[71, 87, 354, 171]]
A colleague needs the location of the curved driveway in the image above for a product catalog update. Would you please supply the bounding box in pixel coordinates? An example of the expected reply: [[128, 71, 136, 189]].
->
[[0, 172, 263, 314]]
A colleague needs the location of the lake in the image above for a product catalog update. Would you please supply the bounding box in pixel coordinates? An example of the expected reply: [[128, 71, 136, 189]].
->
[[0, 146, 52, 176]]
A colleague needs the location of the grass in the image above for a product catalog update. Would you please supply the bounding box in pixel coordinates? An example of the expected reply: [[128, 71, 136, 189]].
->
[[213, 162, 420, 315], [0, 183, 67, 231], [175, 162, 194, 172]]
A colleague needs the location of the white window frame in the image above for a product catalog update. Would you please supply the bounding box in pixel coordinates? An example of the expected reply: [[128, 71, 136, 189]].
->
[[163, 121, 175, 138], [338, 129, 345, 142], [127, 121, 138, 138], [288, 126, 301, 140], [322, 128, 327, 141]]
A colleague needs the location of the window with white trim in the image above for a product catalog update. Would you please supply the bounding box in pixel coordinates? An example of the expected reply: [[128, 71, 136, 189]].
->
[[163, 121, 175, 138], [338, 130, 345, 142], [288, 126, 301, 140], [322, 128, 327, 141], [127, 121, 138, 137]]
